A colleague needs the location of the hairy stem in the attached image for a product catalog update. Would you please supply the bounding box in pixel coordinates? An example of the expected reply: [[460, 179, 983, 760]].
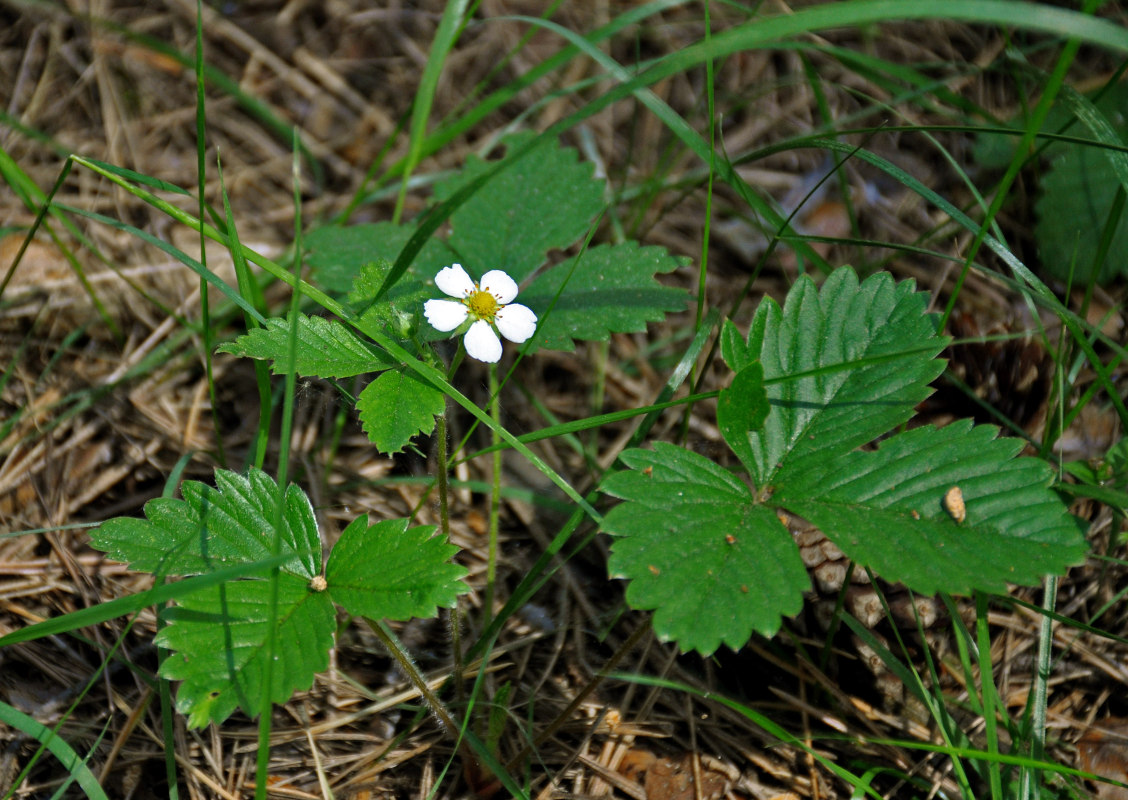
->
[[435, 410, 465, 708], [485, 363, 501, 624]]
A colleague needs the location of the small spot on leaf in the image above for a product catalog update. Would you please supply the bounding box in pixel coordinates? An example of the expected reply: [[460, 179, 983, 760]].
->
[[943, 486, 966, 524]]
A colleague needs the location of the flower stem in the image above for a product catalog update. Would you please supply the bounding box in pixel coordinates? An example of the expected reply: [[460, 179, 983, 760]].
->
[[435, 407, 465, 707], [484, 363, 501, 624], [435, 410, 451, 542], [369, 618, 460, 740]]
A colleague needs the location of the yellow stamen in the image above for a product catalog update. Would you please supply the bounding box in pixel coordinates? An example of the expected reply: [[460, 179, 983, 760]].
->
[[466, 288, 499, 321]]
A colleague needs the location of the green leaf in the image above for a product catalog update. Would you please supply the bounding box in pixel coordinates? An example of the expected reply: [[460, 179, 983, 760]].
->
[[326, 517, 468, 619], [91, 467, 320, 579], [519, 241, 688, 352], [218, 314, 393, 377], [157, 573, 335, 728], [437, 131, 605, 283], [1035, 87, 1128, 283], [717, 362, 769, 476], [305, 221, 457, 299], [347, 257, 435, 341], [0, 556, 291, 649], [306, 140, 685, 355], [357, 369, 446, 454], [602, 443, 809, 655], [741, 268, 946, 491], [778, 421, 1089, 595], [600, 266, 1088, 655], [980, 82, 1128, 284], [1106, 437, 1128, 486], [90, 467, 331, 727], [720, 318, 753, 373]]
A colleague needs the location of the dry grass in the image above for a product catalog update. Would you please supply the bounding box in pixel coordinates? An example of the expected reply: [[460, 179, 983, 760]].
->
[[2, 2, 1128, 799]]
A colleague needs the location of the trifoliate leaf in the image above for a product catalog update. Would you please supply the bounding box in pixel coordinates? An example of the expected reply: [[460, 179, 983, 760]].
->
[[437, 131, 605, 283], [519, 242, 688, 352], [157, 573, 335, 728], [743, 268, 946, 491], [91, 467, 331, 727], [91, 467, 320, 579], [600, 266, 1088, 656], [778, 420, 1089, 595], [357, 369, 445, 454], [218, 314, 393, 378], [602, 443, 808, 655], [326, 517, 468, 620]]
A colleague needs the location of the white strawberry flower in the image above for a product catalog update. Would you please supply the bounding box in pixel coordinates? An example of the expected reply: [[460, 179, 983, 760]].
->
[[423, 264, 538, 363]]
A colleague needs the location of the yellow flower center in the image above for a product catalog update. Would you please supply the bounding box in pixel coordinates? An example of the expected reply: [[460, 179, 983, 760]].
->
[[465, 288, 500, 321]]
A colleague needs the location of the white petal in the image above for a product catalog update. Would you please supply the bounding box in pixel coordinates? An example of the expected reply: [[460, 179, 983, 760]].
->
[[424, 299, 468, 332], [464, 320, 502, 363], [434, 263, 475, 298], [495, 303, 537, 344], [479, 270, 519, 304]]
